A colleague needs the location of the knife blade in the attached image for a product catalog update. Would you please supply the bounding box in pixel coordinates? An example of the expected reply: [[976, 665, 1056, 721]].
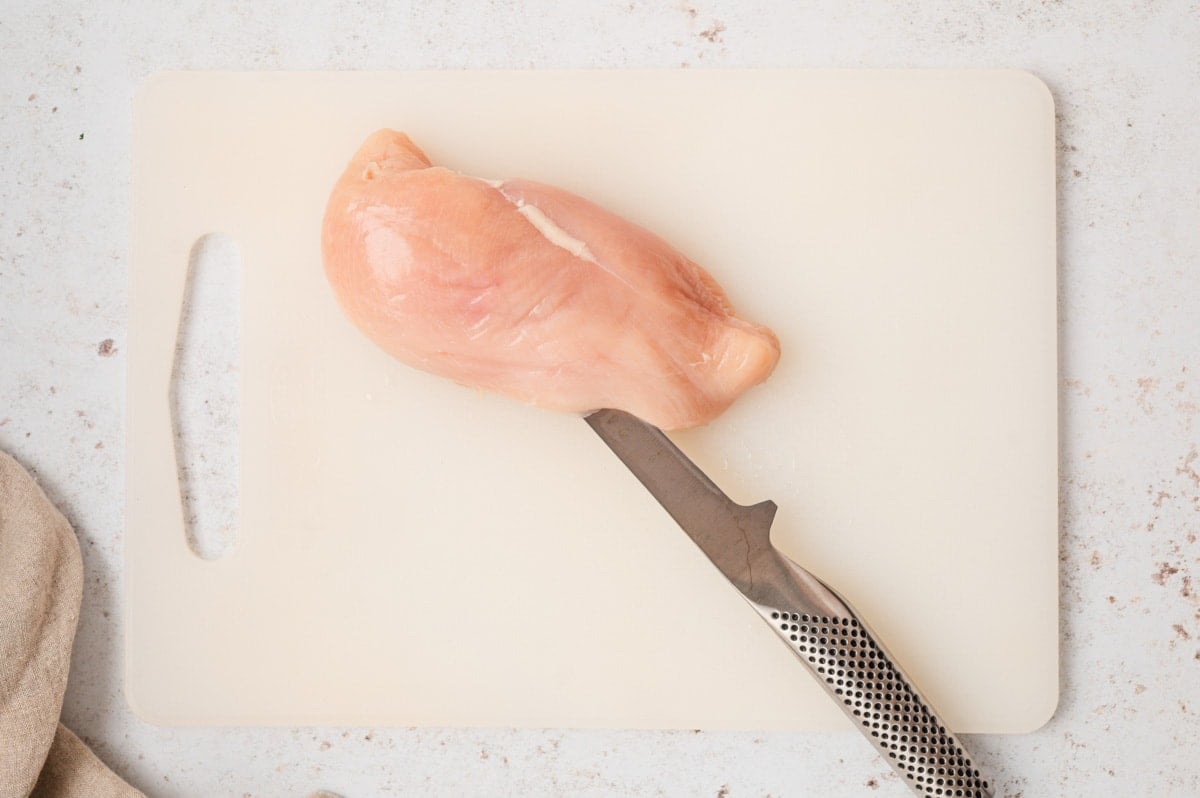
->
[[586, 408, 993, 798]]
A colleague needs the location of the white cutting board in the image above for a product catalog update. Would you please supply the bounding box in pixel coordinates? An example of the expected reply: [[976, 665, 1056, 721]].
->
[[128, 70, 1058, 731]]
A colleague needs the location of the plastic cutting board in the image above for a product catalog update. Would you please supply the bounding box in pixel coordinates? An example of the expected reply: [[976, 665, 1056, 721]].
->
[[127, 70, 1058, 730]]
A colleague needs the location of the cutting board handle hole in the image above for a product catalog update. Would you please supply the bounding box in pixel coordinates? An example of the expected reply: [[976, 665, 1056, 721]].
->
[[170, 233, 241, 561]]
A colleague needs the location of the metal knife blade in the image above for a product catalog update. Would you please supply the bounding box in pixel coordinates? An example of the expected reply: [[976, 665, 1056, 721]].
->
[[586, 408, 993, 798]]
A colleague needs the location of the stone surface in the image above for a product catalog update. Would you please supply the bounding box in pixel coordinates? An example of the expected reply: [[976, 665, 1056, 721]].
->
[[1, 1, 1198, 796]]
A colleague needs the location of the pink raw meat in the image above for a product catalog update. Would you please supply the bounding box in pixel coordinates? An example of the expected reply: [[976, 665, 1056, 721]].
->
[[322, 129, 779, 430]]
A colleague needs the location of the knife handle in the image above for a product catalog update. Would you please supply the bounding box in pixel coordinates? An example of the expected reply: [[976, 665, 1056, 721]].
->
[[751, 574, 993, 798]]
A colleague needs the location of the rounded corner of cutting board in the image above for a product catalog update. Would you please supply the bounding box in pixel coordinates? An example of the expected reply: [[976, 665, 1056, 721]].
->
[[123, 668, 175, 728], [1010, 658, 1062, 734], [997, 69, 1057, 119], [132, 71, 182, 114]]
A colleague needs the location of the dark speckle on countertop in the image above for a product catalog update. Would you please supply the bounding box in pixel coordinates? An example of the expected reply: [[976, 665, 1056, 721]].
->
[[698, 20, 725, 43], [1153, 562, 1181, 586]]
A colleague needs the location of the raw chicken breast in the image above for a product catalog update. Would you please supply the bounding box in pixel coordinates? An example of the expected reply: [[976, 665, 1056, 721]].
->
[[321, 130, 780, 430]]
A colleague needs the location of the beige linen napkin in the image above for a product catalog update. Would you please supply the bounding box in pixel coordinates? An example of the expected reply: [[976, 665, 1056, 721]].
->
[[0, 450, 142, 798]]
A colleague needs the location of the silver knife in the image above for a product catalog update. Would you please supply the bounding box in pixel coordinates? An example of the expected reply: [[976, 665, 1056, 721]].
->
[[586, 409, 993, 798]]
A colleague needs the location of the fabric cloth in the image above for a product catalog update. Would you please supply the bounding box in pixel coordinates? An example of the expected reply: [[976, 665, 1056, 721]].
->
[[0, 451, 143, 798]]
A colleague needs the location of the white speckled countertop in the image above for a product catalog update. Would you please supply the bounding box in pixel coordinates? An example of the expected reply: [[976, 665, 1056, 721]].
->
[[2, 2, 1198, 796]]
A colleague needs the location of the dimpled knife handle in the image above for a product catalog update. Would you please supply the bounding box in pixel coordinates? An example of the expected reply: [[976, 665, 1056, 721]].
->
[[754, 601, 993, 798]]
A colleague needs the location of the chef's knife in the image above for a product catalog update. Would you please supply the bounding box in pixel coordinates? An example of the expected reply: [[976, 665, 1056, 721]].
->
[[586, 409, 993, 798]]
